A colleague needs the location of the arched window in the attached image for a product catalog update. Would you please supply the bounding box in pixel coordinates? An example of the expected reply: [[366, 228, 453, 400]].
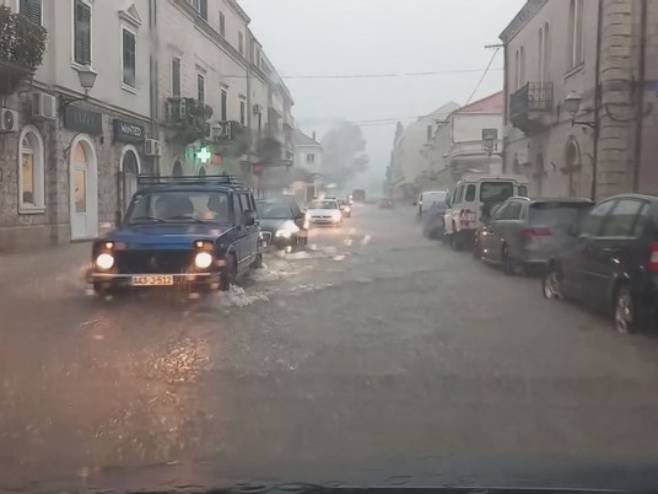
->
[[18, 126, 45, 213], [198, 166, 206, 177]]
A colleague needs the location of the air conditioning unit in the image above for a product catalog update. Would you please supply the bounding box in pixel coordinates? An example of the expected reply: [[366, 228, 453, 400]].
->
[[0, 108, 19, 133], [144, 139, 161, 156], [32, 92, 57, 120], [165, 97, 188, 122]]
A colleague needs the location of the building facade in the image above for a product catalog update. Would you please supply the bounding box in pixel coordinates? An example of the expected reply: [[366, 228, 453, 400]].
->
[[500, 0, 658, 200], [0, 0, 294, 251]]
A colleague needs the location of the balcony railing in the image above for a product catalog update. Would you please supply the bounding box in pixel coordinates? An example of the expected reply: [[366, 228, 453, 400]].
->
[[509, 82, 553, 134]]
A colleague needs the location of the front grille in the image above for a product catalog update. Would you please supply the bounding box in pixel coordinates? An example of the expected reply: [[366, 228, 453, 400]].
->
[[115, 250, 195, 274]]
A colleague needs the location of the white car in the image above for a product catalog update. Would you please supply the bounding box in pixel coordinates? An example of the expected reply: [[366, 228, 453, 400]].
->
[[444, 175, 528, 250], [416, 190, 449, 218], [306, 199, 343, 226]]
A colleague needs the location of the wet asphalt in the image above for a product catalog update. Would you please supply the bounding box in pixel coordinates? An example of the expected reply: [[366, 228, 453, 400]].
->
[[3, 203, 658, 492]]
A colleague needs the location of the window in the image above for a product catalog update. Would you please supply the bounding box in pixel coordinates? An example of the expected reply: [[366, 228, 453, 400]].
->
[[232, 193, 242, 221], [632, 203, 651, 237], [172, 160, 183, 177], [306, 153, 315, 164], [238, 31, 244, 55], [538, 27, 544, 82], [503, 202, 523, 220], [219, 11, 226, 37], [197, 74, 205, 104], [514, 50, 519, 90], [519, 46, 526, 87], [20, 0, 42, 25], [465, 184, 476, 202], [193, 0, 207, 20], [220, 88, 227, 121], [581, 200, 615, 237], [122, 29, 136, 88], [480, 182, 514, 202], [172, 57, 181, 97], [568, 0, 583, 68], [542, 23, 550, 81], [258, 112, 262, 131], [240, 99, 246, 125], [18, 127, 45, 213], [239, 194, 251, 214], [455, 185, 465, 203], [518, 184, 528, 197], [74, 0, 92, 65], [601, 200, 644, 237]]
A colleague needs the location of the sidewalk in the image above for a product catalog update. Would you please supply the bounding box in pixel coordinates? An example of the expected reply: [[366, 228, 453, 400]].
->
[[0, 242, 91, 290]]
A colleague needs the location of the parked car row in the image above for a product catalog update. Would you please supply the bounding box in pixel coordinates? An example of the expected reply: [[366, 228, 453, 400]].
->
[[430, 179, 658, 334]]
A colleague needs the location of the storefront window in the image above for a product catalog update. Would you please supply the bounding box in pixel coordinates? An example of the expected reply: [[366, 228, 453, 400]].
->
[[18, 127, 45, 213]]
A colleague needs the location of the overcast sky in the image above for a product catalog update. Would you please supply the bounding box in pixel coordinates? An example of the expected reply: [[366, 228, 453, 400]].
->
[[240, 0, 526, 191]]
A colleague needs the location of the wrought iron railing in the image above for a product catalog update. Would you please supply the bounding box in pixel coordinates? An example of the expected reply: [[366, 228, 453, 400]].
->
[[510, 82, 553, 117]]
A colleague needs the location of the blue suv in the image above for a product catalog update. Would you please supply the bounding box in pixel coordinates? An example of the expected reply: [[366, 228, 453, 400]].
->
[[89, 175, 262, 294]]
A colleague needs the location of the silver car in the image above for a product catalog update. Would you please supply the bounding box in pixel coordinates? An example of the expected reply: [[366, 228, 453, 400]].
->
[[475, 197, 593, 275]]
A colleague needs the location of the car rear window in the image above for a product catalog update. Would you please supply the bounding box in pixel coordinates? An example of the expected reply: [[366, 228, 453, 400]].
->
[[529, 202, 592, 228], [480, 182, 514, 203]]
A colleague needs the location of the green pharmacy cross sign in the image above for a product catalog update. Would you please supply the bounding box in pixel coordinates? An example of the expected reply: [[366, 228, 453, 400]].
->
[[197, 147, 212, 164]]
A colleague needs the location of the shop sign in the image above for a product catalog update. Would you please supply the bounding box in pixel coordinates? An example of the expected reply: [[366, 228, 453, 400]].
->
[[63, 106, 103, 135], [113, 119, 145, 144]]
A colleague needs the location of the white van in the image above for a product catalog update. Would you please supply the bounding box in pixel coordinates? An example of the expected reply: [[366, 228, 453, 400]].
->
[[444, 175, 528, 250], [416, 190, 449, 218]]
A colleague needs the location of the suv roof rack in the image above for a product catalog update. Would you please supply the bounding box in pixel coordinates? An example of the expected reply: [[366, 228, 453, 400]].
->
[[138, 175, 246, 188]]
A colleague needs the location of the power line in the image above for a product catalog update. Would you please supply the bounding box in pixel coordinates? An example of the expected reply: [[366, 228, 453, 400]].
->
[[221, 67, 503, 80], [465, 47, 501, 105]]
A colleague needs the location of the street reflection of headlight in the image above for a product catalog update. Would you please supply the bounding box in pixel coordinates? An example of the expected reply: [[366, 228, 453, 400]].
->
[[195, 252, 213, 269], [96, 253, 115, 270], [276, 220, 300, 239]]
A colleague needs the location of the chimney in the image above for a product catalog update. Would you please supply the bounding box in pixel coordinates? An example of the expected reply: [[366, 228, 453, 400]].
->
[[312, 131, 317, 141]]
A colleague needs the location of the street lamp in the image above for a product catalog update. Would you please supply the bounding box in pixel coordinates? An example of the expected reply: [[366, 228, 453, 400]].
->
[[61, 65, 97, 111], [564, 90, 595, 128]]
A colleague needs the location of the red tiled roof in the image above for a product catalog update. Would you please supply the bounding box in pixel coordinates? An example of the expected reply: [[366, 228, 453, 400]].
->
[[458, 91, 504, 113]]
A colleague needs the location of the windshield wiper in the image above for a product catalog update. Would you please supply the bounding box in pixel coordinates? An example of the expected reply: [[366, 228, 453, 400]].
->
[[166, 215, 212, 224], [129, 216, 166, 223]]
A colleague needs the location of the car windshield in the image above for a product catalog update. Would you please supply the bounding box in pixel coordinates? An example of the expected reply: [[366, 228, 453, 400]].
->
[[480, 182, 515, 202], [126, 191, 231, 224], [258, 201, 292, 219], [7, 0, 658, 492], [310, 200, 338, 209]]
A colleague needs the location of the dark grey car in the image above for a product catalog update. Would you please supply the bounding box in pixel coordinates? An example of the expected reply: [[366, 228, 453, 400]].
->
[[257, 198, 308, 251], [476, 197, 593, 274]]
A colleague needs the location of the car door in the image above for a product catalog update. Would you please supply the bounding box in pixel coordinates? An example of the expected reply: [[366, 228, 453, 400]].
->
[[481, 201, 508, 261], [238, 192, 258, 269], [585, 198, 647, 310], [491, 200, 523, 262], [564, 199, 617, 302], [230, 192, 245, 264]]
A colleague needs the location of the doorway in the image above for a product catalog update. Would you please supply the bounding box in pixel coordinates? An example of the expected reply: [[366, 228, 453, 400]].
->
[[69, 136, 98, 240], [120, 146, 141, 213]]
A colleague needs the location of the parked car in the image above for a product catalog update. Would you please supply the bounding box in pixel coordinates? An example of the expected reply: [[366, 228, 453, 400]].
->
[[543, 194, 658, 334], [338, 199, 352, 218], [422, 197, 451, 240], [88, 175, 261, 294], [444, 175, 528, 250], [416, 190, 448, 218], [257, 197, 308, 251], [475, 197, 593, 274], [306, 198, 343, 226]]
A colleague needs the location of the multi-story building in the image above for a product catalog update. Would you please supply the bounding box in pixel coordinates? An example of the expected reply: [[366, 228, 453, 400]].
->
[[0, 0, 294, 251], [500, 0, 658, 199], [443, 92, 504, 183], [389, 103, 459, 200], [0, 0, 153, 249]]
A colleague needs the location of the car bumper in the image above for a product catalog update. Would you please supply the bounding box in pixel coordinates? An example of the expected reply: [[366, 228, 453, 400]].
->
[[309, 219, 340, 226], [89, 272, 221, 289]]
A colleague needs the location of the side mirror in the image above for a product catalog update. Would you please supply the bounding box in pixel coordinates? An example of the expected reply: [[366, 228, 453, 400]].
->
[[242, 210, 256, 226]]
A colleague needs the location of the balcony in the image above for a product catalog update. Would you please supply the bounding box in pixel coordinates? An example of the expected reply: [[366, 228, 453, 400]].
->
[[509, 82, 553, 134]]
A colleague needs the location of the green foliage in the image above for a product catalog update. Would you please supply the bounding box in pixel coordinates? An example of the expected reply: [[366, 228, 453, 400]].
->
[[0, 6, 47, 71], [174, 98, 214, 144]]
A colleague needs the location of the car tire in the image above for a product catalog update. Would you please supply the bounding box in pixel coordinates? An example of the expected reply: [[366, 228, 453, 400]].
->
[[614, 285, 637, 335], [450, 228, 461, 251], [221, 254, 237, 291], [542, 265, 563, 300]]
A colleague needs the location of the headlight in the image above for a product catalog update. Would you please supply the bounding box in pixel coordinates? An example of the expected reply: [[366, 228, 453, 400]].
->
[[96, 253, 115, 270], [331, 211, 342, 222], [275, 220, 300, 239], [194, 252, 213, 269], [344, 206, 351, 213]]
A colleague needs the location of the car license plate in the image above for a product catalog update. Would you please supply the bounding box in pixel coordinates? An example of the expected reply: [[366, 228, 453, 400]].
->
[[132, 275, 175, 286]]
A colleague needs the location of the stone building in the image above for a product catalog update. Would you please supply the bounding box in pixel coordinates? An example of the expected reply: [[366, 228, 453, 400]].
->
[[500, 0, 658, 200], [0, 0, 294, 251]]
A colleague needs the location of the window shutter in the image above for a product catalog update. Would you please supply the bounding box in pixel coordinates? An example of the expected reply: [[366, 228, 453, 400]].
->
[[20, 0, 42, 24]]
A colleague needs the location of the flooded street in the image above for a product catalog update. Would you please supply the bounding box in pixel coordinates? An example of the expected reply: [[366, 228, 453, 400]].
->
[[3, 203, 658, 491]]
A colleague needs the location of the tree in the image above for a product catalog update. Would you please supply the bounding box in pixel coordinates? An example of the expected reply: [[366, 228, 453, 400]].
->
[[321, 122, 370, 186]]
